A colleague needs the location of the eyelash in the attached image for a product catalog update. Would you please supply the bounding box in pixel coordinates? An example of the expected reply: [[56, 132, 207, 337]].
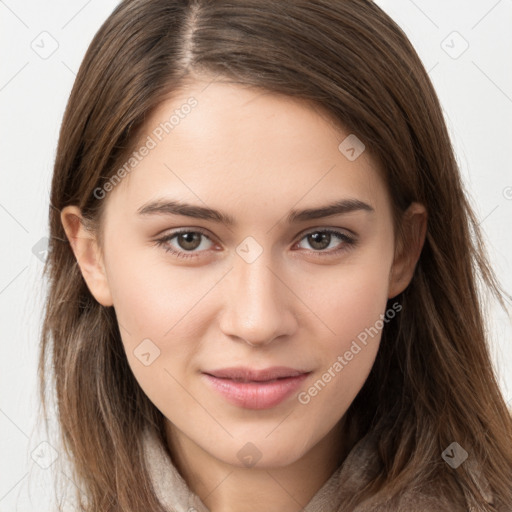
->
[[155, 227, 357, 260]]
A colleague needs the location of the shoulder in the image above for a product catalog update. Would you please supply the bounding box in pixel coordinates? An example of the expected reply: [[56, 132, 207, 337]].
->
[[348, 479, 468, 512], [336, 428, 496, 512]]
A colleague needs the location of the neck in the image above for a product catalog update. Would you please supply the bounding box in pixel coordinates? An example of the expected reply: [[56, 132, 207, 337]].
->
[[164, 416, 352, 512]]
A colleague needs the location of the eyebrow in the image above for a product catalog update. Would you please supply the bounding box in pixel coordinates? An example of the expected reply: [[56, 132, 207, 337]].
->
[[137, 198, 374, 226]]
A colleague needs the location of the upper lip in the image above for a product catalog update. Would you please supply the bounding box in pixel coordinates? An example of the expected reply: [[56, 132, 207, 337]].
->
[[203, 366, 311, 382]]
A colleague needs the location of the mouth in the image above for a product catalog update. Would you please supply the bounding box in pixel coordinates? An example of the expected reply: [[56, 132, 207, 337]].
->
[[201, 366, 312, 409], [208, 376, 297, 383], [203, 365, 311, 382]]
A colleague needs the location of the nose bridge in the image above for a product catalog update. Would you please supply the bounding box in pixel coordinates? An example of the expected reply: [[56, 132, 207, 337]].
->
[[219, 240, 296, 345]]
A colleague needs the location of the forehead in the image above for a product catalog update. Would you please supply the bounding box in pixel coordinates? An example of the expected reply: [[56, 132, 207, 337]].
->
[[103, 79, 390, 222]]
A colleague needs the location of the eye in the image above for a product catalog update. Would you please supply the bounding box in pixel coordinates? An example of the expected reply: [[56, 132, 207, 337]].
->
[[294, 229, 356, 256], [154, 228, 215, 260], [155, 227, 356, 260]]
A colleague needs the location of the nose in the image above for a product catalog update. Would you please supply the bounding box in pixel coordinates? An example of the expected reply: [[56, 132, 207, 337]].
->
[[218, 252, 297, 347]]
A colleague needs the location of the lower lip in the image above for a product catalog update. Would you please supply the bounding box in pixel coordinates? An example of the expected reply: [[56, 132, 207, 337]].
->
[[202, 373, 310, 410]]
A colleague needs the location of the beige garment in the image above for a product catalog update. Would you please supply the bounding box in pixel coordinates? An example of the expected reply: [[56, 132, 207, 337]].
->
[[141, 426, 497, 512]]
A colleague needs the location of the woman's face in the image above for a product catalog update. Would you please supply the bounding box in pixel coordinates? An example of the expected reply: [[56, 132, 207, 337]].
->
[[66, 77, 421, 468]]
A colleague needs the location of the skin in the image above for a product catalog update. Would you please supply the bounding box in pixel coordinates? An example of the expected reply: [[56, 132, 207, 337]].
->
[[62, 76, 427, 512]]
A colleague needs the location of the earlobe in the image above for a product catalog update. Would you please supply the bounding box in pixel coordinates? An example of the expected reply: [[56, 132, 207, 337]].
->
[[388, 202, 427, 299], [60, 206, 113, 307]]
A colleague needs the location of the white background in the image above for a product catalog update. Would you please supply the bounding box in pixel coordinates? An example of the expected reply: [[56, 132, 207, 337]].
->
[[1, 1, 511, 510]]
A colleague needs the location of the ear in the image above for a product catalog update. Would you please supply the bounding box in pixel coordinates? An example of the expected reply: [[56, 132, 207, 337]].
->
[[388, 202, 427, 299], [60, 206, 113, 307]]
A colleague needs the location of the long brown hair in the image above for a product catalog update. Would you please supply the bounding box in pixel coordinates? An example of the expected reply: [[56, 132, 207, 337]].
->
[[39, 0, 512, 510]]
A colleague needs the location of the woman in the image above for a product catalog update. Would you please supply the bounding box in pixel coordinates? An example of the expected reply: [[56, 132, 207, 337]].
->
[[39, 0, 512, 510]]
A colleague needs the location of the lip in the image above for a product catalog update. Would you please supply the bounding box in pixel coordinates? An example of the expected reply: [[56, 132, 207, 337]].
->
[[204, 366, 309, 382], [201, 366, 312, 410]]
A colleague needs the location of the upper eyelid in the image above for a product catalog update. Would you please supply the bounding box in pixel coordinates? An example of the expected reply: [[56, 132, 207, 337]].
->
[[157, 226, 355, 240], [296, 226, 356, 239]]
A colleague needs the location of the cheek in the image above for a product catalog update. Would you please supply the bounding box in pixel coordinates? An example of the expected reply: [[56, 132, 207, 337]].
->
[[299, 248, 393, 408], [297, 298, 386, 434], [108, 259, 201, 416], [103, 245, 216, 404], [105, 239, 212, 340], [310, 250, 393, 346]]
